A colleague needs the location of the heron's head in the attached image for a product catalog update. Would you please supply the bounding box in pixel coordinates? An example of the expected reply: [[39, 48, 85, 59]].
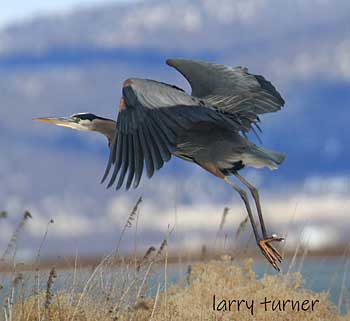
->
[[34, 113, 111, 132], [34, 112, 117, 146]]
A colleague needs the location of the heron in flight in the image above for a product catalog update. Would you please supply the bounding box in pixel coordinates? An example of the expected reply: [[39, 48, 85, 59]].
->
[[35, 58, 286, 270]]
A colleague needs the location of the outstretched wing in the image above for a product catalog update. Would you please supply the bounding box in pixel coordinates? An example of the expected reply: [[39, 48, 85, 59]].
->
[[166, 58, 285, 133], [102, 78, 238, 190]]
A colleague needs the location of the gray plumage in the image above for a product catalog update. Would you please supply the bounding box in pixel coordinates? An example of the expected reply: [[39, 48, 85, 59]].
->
[[34, 58, 286, 271], [102, 59, 285, 190]]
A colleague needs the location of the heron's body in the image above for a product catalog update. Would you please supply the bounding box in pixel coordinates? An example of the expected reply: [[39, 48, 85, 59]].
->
[[35, 58, 286, 271], [175, 124, 284, 173]]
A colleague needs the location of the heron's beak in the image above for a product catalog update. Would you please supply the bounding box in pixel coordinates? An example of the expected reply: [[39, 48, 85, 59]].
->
[[33, 117, 76, 129]]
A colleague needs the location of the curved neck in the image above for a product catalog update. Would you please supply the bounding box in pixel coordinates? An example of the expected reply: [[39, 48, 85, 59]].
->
[[91, 118, 117, 147]]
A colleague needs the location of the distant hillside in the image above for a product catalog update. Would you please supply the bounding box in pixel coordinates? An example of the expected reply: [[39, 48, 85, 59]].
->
[[0, 0, 349, 254]]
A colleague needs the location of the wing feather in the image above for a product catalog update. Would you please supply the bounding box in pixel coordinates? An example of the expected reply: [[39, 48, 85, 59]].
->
[[114, 133, 128, 190], [133, 131, 144, 188], [138, 125, 154, 178], [142, 119, 163, 170], [115, 134, 130, 190], [148, 116, 171, 162], [125, 134, 135, 190], [103, 78, 238, 189], [166, 58, 285, 133], [106, 129, 123, 188], [101, 129, 118, 183], [151, 110, 177, 147]]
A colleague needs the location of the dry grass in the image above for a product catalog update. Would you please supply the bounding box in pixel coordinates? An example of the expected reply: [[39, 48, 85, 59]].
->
[[1, 202, 350, 321], [6, 256, 349, 321], [1, 211, 32, 262]]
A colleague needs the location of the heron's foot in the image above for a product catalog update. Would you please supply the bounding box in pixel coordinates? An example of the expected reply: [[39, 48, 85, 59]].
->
[[258, 236, 284, 271]]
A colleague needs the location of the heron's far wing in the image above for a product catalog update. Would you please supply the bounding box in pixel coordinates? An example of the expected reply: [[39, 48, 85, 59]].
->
[[102, 78, 236, 191], [166, 58, 285, 133]]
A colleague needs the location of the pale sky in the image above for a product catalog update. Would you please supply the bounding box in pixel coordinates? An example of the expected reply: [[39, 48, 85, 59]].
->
[[0, 0, 138, 27], [0, 0, 349, 254]]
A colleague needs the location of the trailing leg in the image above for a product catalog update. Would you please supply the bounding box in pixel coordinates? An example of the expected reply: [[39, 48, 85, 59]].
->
[[233, 172, 284, 264], [223, 177, 282, 271]]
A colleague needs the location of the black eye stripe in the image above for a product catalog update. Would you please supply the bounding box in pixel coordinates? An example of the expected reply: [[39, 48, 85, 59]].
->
[[72, 113, 109, 121], [76, 113, 95, 121]]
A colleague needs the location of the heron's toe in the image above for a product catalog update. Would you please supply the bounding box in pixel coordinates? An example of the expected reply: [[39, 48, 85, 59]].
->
[[265, 236, 284, 262], [258, 237, 284, 271]]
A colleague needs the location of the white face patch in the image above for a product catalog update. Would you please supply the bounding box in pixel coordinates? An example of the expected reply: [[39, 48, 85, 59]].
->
[[68, 114, 94, 131], [77, 119, 92, 130]]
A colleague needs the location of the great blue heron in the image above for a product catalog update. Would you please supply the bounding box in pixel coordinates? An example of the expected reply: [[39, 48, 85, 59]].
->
[[34, 58, 286, 270]]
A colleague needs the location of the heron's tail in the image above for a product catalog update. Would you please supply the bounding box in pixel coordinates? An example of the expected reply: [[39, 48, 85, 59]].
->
[[244, 145, 285, 170], [253, 146, 286, 165]]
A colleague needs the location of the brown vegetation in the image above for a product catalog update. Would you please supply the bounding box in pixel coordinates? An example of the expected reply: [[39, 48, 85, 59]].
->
[[1, 202, 349, 321], [7, 257, 349, 321]]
